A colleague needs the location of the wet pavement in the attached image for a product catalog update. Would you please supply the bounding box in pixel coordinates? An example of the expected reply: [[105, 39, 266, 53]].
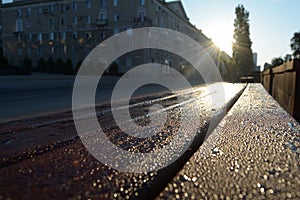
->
[[158, 84, 300, 200], [0, 83, 246, 199]]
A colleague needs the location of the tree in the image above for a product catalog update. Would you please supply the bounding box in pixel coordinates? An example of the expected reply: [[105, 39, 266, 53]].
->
[[22, 57, 32, 69], [108, 61, 119, 76], [0, 47, 9, 69], [64, 59, 74, 74], [291, 31, 300, 59], [55, 58, 65, 73], [46, 57, 55, 73], [232, 5, 254, 77], [271, 57, 284, 67], [263, 62, 272, 71], [37, 58, 46, 70], [284, 54, 292, 62], [75, 60, 83, 73]]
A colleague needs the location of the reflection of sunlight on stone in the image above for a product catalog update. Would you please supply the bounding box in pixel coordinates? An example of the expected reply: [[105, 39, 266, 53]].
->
[[205, 83, 239, 108]]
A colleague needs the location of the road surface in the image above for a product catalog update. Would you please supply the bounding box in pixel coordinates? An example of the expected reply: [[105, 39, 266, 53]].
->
[[0, 74, 174, 123]]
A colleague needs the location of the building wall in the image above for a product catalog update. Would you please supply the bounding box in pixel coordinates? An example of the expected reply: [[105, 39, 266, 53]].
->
[[1, 0, 219, 71], [0, 2, 2, 51]]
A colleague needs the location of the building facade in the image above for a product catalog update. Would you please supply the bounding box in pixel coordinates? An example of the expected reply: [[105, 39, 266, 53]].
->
[[1, 0, 221, 73], [0, 1, 3, 52]]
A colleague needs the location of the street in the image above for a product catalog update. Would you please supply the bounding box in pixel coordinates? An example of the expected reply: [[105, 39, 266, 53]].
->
[[0, 74, 172, 123]]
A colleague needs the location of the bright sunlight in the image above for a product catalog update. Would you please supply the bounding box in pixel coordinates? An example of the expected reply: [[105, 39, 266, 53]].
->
[[207, 21, 234, 55]]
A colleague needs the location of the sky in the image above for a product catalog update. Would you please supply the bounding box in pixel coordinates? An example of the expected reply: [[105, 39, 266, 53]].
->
[[178, 0, 300, 68], [2, 0, 300, 68]]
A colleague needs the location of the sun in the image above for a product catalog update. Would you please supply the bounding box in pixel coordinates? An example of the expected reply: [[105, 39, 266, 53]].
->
[[207, 21, 233, 55]]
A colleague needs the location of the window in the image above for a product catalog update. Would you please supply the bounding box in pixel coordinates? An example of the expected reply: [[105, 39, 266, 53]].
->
[[38, 45, 42, 55], [26, 8, 31, 16], [37, 19, 42, 28], [139, 11, 145, 21], [26, 20, 31, 29], [86, 16, 91, 24], [27, 33, 32, 42], [73, 17, 78, 25], [100, 31, 106, 40], [27, 47, 31, 56], [18, 47, 23, 56], [99, 11, 107, 20], [61, 32, 66, 40], [17, 34, 22, 43], [49, 32, 55, 40], [48, 5, 54, 13], [113, 0, 119, 6], [64, 45, 67, 53], [37, 33, 43, 42], [100, 0, 106, 7], [60, 16, 67, 28], [140, 0, 145, 6], [48, 18, 54, 29], [86, 0, 91, 8], [114, 14, 119, 22], [72, 31, 78, 39], [16, 19, 23, 32], [61, 4, 66, 12], [49, 46, 55, 54], [72, 2, 78, 10], [17, 9, 22, 17], [37, 7, 42, 15]]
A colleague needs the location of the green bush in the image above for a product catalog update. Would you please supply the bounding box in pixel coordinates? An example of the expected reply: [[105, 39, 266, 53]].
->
[[55, 58, 65, 73], [22, 57, 32, 69], [46, 57, 55, 73], [0, 48, 9, 69], [75, 60, 83, 73], [108, 61, 119, 76], [37, 58, 46, 70], [64, 59, 74, 74]]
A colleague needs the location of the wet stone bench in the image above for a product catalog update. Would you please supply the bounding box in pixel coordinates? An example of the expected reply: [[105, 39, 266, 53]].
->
[[158, 84, 300, 199], [0, 84, 299, 199]]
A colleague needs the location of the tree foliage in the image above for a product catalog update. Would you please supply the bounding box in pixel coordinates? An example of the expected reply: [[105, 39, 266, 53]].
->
[[64, 59, 74, 74], [232, 5, 254, 77], [291, 31, 300, 59], [271, 57, 284, 68], [55, 58, 65, 73], [46, 57, 55, 72], [22, 57, 32, 69], [38, 58, 46, 69], [263, 57, 284, 71], [0, 48, 9, 69], [108, 61, 119, 76], [75, 60, 83, 73], [263, 63, 272, 71], [284, 54, 292, 62]]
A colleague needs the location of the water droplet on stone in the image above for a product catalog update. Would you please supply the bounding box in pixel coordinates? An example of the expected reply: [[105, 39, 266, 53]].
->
[[212, 147, 219, 154]]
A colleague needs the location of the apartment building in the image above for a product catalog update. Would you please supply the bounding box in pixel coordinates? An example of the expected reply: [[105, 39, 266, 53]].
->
[[1, 0, 220, 72], [0, 1, 2, 52]]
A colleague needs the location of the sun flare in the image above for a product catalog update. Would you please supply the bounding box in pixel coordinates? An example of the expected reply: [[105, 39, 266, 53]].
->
[[208, 21, 233, 55]]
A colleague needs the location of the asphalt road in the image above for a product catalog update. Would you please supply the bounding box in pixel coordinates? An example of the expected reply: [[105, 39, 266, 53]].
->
[[0, 74, 176, 123]]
